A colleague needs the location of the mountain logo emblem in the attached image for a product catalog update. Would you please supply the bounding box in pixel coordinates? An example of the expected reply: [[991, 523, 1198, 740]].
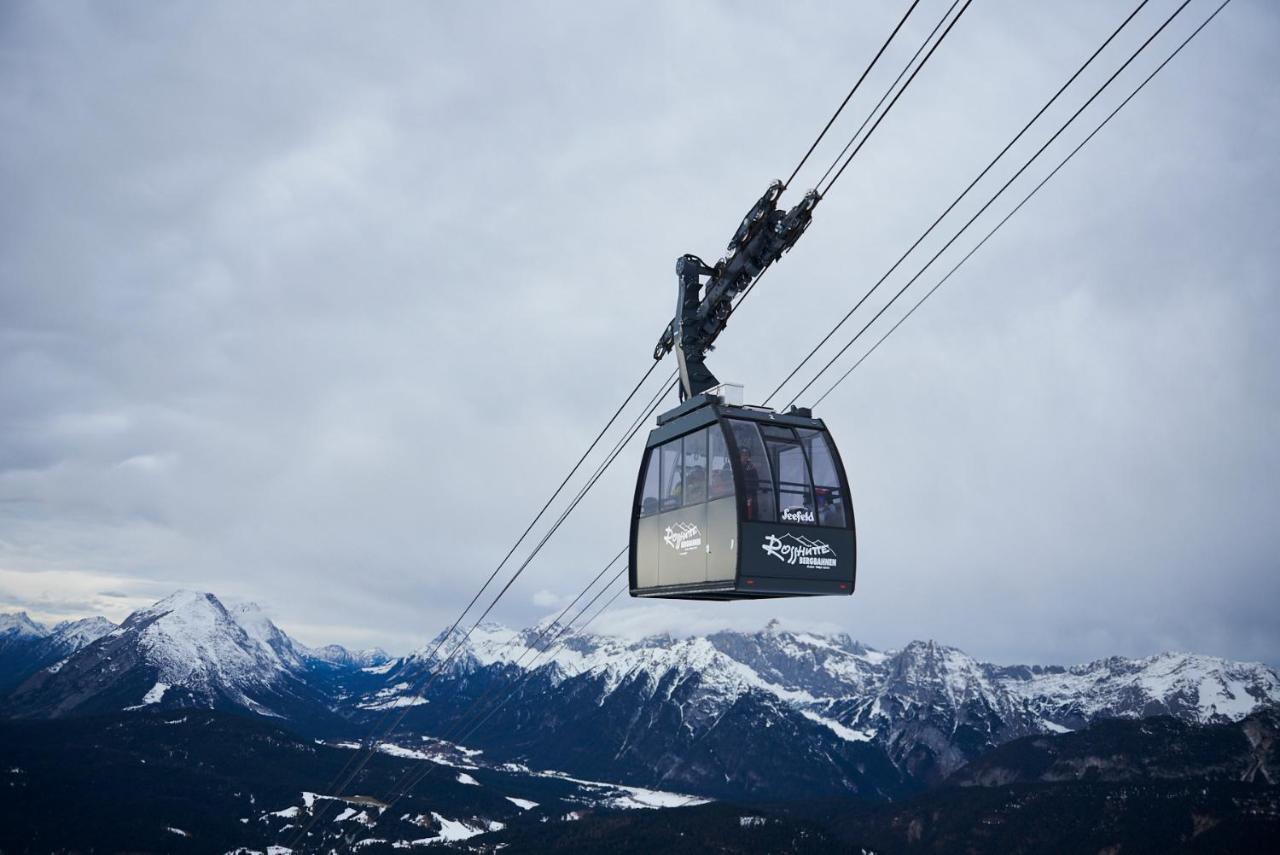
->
[[663, 522, 703, 554], [761, 533, 837, 569]]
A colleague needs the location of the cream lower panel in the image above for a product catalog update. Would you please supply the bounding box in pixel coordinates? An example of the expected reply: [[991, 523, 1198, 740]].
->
[[705, 496, 738, 582], [634, 516, 662, 589], [657, 504, 707, 586]]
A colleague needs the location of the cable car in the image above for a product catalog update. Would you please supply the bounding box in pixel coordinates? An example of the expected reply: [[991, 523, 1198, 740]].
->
[[629, 181, 856, 600], [630, 384, 856, 599]]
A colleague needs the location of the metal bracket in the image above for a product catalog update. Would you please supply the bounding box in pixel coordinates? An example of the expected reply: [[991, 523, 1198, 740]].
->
[[654, 181, 820, 400]]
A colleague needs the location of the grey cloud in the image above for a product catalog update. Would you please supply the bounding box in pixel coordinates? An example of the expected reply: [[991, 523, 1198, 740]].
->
[[1, 1, 1277, 662]]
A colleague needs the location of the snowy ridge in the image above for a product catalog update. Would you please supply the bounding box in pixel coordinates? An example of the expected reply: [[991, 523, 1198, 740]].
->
[[102, 592, 298, 713], [228, 602, 308, 671], [376, 619, 1280, 782], [5, 591, 365, 721], [306, 643, 390, 668], [49, 616, 115, 650], [1010, 650, 1280, 725], [0, 612, 49, 639]]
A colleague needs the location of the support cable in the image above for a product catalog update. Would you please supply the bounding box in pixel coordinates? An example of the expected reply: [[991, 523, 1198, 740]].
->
[[819, 0, 974, 198], [815, 0, 964, 192], [763, 0, 1153, 407], [291, 360, 668, 846], [784, 0, 923, 190], [784, 0, 1193, 408], [812, 0, 1233, 408]]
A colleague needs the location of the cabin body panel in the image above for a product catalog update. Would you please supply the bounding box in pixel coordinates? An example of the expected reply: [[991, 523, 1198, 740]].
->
[[705, 496, 738, 582]]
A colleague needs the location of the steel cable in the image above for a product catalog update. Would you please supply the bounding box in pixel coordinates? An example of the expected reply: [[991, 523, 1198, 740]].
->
[[763, 0, 1154, 407], [784, 0, 923, 190], [812, 0, 1233, 407], [783, 0, 1193, 407]]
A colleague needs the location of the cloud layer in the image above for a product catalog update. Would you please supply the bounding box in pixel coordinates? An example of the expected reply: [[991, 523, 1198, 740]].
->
[[2, 1, 1277, 663]]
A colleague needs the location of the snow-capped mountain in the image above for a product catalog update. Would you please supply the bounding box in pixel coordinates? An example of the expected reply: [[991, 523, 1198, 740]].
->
[[4, 592, 1276, 802], [0, 613, 116, 691], [0, 612, 48, 640], [226, 601, 388, 671], [305, 643, 390, 669], [50, 616, 116, 649], [371, 619, 1280, 794], [2, 592, 357, 727]]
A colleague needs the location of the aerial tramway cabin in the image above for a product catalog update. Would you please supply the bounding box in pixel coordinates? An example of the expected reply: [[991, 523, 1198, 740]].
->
[[629, 384, 856, 600]]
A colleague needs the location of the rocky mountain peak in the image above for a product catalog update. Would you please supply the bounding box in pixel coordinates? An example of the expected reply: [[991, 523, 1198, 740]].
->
[[49, 616, 115, 648], [0, 612, 50, 639], [228, 602, 307, 670]]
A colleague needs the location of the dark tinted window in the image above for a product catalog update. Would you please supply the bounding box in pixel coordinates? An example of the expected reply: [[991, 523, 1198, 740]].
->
[[708, 424, 734, 500], [639, 448, 660, 516], [763, 427, 816, 524], [658, 441, 682, 512], [727, 419, 776, 522], [798, 428, 848, 527], [681, 428, 708, 506]]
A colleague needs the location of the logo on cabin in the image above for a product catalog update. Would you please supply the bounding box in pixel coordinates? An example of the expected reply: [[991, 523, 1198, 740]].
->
[[781, 506, 815, 523], [761, 533, 837, 569], [663, 522, 703, 555]]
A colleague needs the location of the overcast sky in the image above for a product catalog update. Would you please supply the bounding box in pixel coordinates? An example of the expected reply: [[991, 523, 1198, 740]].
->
[[2, 0, 1276, 666]]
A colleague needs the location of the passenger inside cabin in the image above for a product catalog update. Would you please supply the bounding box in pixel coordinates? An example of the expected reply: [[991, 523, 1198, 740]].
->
[[685, 465, 706, 504], [816, 488, 841, 526], [711, 464, 733, 498]]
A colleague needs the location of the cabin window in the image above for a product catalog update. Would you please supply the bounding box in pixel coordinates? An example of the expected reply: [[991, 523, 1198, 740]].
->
[[797, 428, 849, 527], [639, 448, 661, 516], [762, 428, 817, 525], [708, 424, 735, 500], [658, 441, 682, 512], [726, 419, 776, 522], [681, 428, 709, 506]]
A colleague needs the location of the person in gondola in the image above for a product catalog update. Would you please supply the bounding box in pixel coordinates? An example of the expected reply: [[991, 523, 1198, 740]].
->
[[711, 463, 733, 498], [816, 487, 841, 526], [739, 447, 760, 519], [685, 465, 707, 504]]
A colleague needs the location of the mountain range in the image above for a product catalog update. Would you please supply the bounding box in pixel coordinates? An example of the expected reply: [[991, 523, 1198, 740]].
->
[[2, 590, 1278, 851], [3, 590, 1277, 802]]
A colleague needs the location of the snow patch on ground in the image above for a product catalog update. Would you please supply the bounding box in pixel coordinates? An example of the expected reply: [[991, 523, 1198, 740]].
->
[[379, 744, 433, 761], [123, 681, 169, 710], [800, 709, 873, 742], [538, 769, 707, 809], [424, 813, 500, 843], [505, 797, 538, 810], [455, 772, 479, 786], [361, 695, 427, 711]]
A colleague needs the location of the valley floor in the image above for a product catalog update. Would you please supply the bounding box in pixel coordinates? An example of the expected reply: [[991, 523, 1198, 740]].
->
[[1, 709, 1277, 853]]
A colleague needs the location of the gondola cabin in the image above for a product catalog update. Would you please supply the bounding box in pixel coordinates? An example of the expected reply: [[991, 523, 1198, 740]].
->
[[629, 385, 856, 600]]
